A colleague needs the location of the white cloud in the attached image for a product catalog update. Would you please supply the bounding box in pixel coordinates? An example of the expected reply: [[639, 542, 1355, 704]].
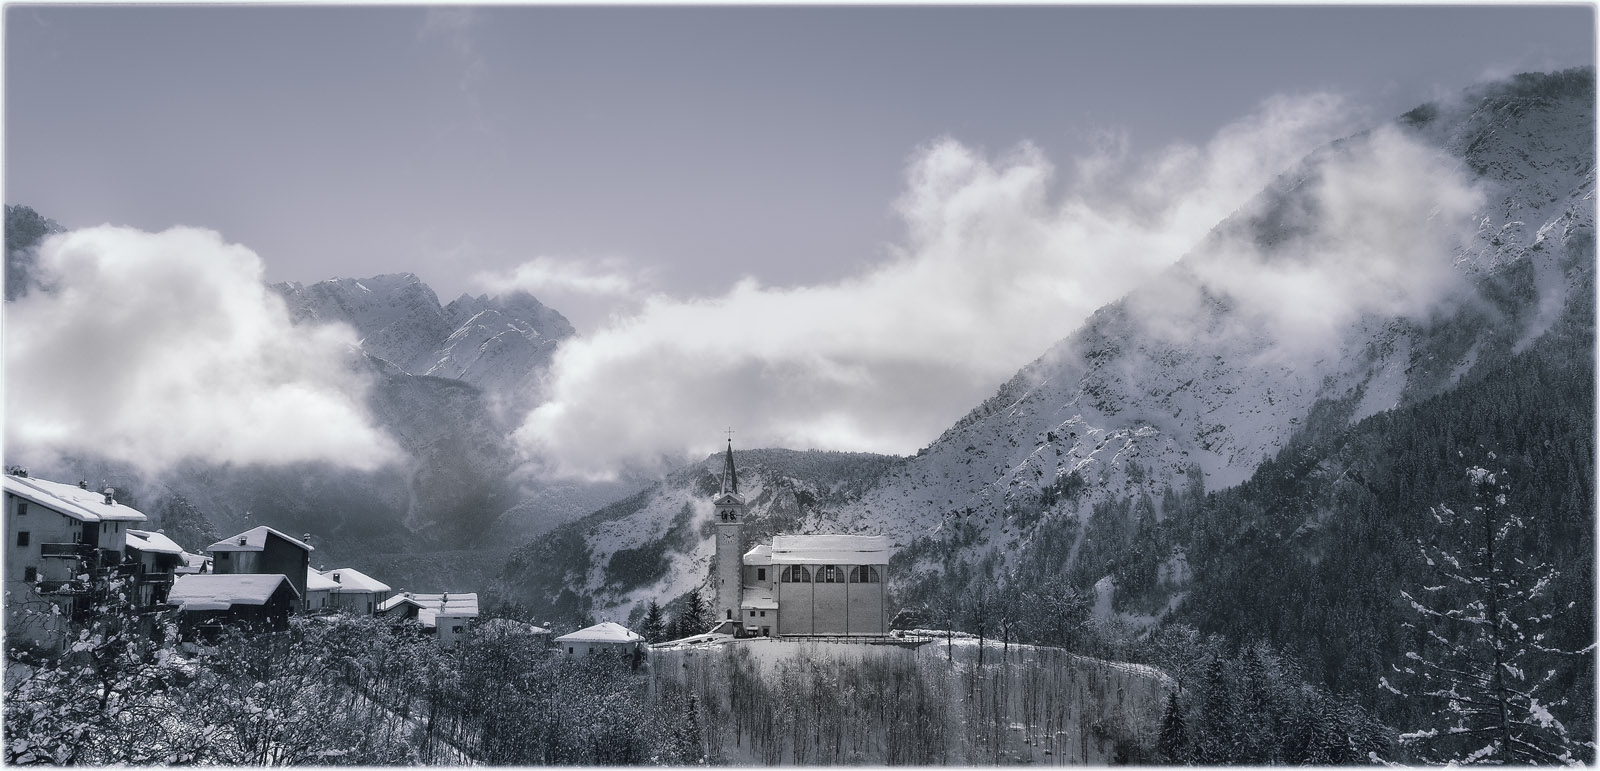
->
[[516, 93, 1376, 478], [473, 256, 648, 299], [4, 226, 403, 474]]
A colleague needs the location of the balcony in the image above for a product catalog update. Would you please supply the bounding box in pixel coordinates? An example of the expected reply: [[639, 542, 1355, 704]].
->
[[39, 543, 94, 559]]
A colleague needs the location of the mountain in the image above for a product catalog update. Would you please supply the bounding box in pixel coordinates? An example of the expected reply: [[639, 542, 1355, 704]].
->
[[273, 275, 574, 414], [491, 448, 900, 625]]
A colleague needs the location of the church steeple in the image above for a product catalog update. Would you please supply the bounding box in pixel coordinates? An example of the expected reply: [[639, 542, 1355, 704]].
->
[[721, 438, 738, 496]]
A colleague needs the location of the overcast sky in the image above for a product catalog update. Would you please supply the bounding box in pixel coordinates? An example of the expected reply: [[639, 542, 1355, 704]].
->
[[4, 5, 1595, 476]]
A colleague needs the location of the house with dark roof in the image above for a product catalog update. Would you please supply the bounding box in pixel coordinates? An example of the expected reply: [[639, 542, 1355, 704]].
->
[[168, 573, 299, 639], [207, 526, 313, 612]]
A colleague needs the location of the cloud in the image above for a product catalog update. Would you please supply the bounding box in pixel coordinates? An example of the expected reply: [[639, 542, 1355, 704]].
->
[[1130, 125, 1485, 362], [4, 226, 403, 474], [516, 92, 1379, 478], [473, 256, 649, 299]]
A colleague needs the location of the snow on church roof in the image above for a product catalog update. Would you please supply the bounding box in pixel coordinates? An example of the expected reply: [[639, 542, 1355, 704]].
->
[[208, 526, 314, 553], [169, 573, 298, 611], [768, 534, 889, 565], [556, 621, 643, 644], [3, 474, 149, 523], [740, 587, 778, 610], [742, 544, 772, 565]]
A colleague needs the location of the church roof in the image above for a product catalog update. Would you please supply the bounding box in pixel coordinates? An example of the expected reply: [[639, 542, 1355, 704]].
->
[[769, 534, 890, 565], [742, 544, 772, 565]]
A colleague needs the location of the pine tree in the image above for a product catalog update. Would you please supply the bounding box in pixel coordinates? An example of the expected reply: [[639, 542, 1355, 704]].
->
[[1158, 690, 1189, 763], [640, 600, 667, 643], [1389, 458, 1594, 764]]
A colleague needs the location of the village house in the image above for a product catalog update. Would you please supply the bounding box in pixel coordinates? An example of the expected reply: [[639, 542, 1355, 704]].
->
[[556, 621, 643, 658], [3, 470, 148, 648], [167, 573, 300, 639], [305, 567, 338, 613], [378, 591, 480, 646], [320, 567, 392, 614], [710, 442, 891, 637], [124, 529, 185, 607], [206, 526, 313, 612]]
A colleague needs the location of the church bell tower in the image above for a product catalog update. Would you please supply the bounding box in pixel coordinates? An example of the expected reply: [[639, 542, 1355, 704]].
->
[[712, 437, 745, 626]]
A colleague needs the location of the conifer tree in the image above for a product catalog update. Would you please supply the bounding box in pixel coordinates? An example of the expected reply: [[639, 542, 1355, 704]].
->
[[640, 600, 667, 643], [1158, 690, 1189, 763], [1388, 458, 1594, 765]]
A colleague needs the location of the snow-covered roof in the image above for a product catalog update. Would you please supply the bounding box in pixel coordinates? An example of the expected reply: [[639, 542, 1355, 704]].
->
[[321, 567, 390, 594], [768, 534, 889, 565], [208, 526, 314, 553], [306, 569, 339, 592], [740, 587, 778, 609], [378, 592, 478, 620], [2, 474, 149, 523], [168, 573, 298, 611], [556, 621, 643, 644], [125, 529, 184, 555], [176, 552, 210, 575], [742, 544, 773, 565]]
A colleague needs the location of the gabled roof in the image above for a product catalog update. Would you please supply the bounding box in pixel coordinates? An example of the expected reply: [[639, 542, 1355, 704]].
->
[[126, 529, 184, 555], [168, 573, 298, 611], [379, 592, 478, 618], [556, 621, 643, 644], [769, 534, 890, 565], [208, 526, 313, 553], [306, 569, 340, 592], [3, 474, 149, 523], [321, 567, 390, 594]]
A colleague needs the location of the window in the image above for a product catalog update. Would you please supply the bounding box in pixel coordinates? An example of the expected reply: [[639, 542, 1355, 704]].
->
[[749, 610, 756, 618], [850, 566, 882, 583], [16, 502, 26, 516], [757, 568, 766, 581], [759, 610, 767, 617], [568, 646, 574, 654], [15, 532, 28, 547], [781, 566, 811, 583], [452, 625, 464, 634], [23, 567, 36, 582], [818, 565, 840, 583]]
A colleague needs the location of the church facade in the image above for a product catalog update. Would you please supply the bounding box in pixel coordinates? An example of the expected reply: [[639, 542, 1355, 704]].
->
[[711, 442, 890, 636]]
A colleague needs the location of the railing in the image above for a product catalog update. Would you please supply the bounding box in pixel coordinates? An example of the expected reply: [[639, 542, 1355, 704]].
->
[[39, 543, 94, 559]]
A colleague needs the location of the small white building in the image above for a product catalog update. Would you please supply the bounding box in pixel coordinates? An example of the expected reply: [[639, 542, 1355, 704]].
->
[[556, 621, 644, 658], [320, 567, 392, 614], [378, 592, 479, 646], [305, 568, 338, 613]]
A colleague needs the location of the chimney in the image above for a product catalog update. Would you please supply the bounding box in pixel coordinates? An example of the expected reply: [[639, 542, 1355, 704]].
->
[[103, 487, 115, 505], [238, 537, 247, 546], [332, 572, 341, 583], [78, 480, 89, 490]]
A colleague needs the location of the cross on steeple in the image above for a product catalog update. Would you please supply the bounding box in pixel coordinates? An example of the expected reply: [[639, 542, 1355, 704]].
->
[[724, 427, 735, 443]]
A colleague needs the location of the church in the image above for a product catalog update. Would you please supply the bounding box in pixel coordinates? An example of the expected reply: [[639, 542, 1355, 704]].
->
[[710, 441, 890, 637]]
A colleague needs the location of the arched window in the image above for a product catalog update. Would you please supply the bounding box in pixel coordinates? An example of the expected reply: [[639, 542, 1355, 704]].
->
[[849, 566, 881, 583], [817, 565, 841, 583], [781, 566, 811, 583]]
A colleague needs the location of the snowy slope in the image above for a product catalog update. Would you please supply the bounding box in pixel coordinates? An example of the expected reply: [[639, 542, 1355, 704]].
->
[[832, 69, 1595, 574]]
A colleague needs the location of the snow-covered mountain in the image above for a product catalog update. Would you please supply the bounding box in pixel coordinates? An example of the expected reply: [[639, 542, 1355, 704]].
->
[[274, 274, 574, 411], [825, 69, 1595, 567], [498, 69, 1594, 623]]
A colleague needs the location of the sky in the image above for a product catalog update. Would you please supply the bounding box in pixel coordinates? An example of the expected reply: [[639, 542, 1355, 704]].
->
[[4, 5, 1595, 477]]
